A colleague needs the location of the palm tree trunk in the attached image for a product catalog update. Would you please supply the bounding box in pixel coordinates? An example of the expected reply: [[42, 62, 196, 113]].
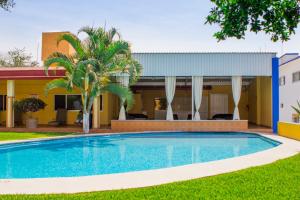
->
[[83, 111, 90, 134]]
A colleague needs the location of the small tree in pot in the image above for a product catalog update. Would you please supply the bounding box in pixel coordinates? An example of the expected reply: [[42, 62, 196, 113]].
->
[[292, 100, 300, 123], [14, 98, 46, 128]]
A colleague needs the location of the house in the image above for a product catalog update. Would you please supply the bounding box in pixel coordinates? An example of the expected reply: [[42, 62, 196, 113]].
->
[[279, 53, 300, 123], [277, 53, 300, 140], [0, 32, 280, 132]]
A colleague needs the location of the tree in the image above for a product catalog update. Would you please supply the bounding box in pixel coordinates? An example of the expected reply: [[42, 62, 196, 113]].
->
[[44, 27, 142, 133], [206, 0, 300, 42], [292, 100, 300, 115], [0, 0, 15, 11], [0, 48, 38, 67]]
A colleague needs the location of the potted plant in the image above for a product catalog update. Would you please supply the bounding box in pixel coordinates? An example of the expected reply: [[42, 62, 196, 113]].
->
[[14, 98, 47, 128], [292, 100, 300, 123]]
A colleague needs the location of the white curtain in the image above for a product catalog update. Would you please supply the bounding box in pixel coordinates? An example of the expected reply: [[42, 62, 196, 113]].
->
[[165, 76, 176, 120], [193, 76, 203, 120], [232, 76, 242, 120], [117, 73, 130, 120]]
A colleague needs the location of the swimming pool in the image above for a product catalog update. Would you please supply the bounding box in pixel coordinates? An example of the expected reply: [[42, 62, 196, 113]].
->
[[0, 132, 280, 179]]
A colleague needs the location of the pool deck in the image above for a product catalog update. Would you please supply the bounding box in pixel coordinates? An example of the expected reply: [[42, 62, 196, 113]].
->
[[0, 132, 299, 194]]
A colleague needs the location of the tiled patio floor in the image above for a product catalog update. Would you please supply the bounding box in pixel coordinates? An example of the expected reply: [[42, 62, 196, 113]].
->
[[0, 123, 273, 134]]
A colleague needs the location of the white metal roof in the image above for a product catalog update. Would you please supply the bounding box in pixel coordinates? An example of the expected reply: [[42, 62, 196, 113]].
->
[[132, 52, 276, 76]]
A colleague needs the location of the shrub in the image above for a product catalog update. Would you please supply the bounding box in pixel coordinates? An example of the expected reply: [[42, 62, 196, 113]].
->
[[14, 98, 46, 113]]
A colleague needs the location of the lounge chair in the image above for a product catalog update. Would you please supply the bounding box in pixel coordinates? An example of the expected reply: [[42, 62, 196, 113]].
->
[[173, 114, 179, 120], [212, 114, 233, 120], [14, 109, 23, 126], [48, 108, 67, 126], [126, 113, 148, 120]]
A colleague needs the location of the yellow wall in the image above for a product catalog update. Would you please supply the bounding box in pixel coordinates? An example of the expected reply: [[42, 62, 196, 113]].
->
[[0, 80, 112, 126], [247, 77, 272, 127], [258, 77, 272, 127], [248, 79, 258, 124], [0, 79, 272, 126], [278, 122, 300, 141]]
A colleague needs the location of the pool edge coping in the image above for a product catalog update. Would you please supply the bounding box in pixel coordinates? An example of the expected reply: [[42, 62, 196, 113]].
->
[[0, 132, 299, 194]]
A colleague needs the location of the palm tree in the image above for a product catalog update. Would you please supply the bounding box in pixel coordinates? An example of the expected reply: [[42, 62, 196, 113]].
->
[[292, 101, 300, 117], [44, 27, 142, 133]]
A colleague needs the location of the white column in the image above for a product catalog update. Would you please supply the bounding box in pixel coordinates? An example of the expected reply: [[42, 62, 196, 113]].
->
[[165, 76, 176, 120], [6, 80, 15, 128], [191, 76, 194, 120], [193, 76, 203, 120], [92, 96, 100, 129], [232, 76, 242, 120], [118, 73, 130, 120]]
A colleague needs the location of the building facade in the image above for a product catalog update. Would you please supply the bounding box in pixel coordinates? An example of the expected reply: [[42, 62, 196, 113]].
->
[[279, 53, 300, 123], [0, 32, 280, 132]]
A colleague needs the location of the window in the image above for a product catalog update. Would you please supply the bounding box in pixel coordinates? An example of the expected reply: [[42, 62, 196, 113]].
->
[[280, 103, 284, 108], [279, 76, 285, 86], [54, 95, 66, 110], [54, 95, 82, 110], [67, 95, 82, 110], [54, 94, 103, 111], [292, 71, 300, 83], [0, 95, 6, 111]]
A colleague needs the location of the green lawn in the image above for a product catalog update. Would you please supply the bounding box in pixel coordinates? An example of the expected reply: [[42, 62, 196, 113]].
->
[[1, 153, 299, 200], [0, 132, 74, 141]]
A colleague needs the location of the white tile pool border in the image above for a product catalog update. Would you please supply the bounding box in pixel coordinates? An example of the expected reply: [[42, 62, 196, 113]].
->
[[0, 132, 299, 194]]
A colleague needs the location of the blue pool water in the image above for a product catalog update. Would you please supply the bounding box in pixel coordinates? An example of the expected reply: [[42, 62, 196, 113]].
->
[[0, 132, 280, 179]]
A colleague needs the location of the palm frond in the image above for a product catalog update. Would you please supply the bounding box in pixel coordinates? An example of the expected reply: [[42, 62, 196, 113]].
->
[[44, 53, 74, 75], [107, 27, 120, 41], [58, 33, 85, 59], [104, 41, 129, 63], [102, 83, 134, 110], [127, 59, 142, 85], [292, 100, 300, 115], [72, 63, 87, 88], [78, 26, 96, 38], [44, 78, 71, 96]]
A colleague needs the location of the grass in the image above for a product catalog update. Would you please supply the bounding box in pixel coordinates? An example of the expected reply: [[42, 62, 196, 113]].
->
[[1, 153, 299, 200], [0, 132, 74, 141]]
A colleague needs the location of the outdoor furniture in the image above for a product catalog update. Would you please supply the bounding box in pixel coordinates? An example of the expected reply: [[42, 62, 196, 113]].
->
[[212, 114, 233, 120], [173, 114, 179, 120], [14, 109, 23, 126], [48, 109, 67, 126], [126, 113, 148, 120], [74, 111, 93, 128]]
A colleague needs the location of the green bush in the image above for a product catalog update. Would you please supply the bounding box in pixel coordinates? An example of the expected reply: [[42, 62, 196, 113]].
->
[[14, 98, 46, 113]]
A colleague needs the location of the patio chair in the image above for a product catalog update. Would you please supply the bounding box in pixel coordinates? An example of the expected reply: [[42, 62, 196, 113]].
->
[[212, 114, 233, 120], [14, 109, 23, 126], [48, 108, 67, 126], [173, 114, 179, 120]]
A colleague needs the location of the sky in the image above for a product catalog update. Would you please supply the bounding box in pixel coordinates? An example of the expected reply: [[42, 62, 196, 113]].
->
[[1, 0, 300, 63]]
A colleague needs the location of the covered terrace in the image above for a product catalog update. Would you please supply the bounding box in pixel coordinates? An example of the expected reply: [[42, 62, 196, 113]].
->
[[0, 52, 279, 133]]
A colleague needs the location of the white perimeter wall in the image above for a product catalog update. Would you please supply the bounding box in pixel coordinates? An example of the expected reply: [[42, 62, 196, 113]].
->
[[279, 58, 300, 122]]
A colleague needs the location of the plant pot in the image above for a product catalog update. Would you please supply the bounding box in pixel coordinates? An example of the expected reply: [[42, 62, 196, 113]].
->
[[26, 118, 38, 128]]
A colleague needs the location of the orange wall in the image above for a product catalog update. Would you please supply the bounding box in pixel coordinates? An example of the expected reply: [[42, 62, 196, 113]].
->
[[41, 32, 74, 62]]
